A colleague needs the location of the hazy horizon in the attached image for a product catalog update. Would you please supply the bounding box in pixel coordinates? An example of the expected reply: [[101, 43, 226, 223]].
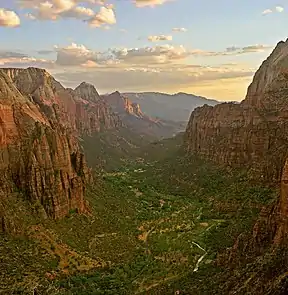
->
[[0, 0, 287, 101]]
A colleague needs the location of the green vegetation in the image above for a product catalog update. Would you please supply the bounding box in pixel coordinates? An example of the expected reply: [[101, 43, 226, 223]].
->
[[0, 134, 279, 294], [47, 146, 276, 294]]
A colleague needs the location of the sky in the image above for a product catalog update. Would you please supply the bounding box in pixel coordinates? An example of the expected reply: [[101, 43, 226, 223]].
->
[[0, 0, 287, 101]]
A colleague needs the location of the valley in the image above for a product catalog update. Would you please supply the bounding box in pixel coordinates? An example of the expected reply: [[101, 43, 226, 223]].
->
[[0, 143, 277, 294], [1, 39, 288, 295]]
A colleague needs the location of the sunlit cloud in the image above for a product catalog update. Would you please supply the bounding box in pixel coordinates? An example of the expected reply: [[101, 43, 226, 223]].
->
[[87, 6, 116, 27], [17, 0, 116, 28], [134, 0, 172, 7], [0, 8, 21, 27]]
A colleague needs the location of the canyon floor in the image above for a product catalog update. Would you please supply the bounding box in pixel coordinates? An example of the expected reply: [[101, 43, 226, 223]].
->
[[0, 136, 278, 294]]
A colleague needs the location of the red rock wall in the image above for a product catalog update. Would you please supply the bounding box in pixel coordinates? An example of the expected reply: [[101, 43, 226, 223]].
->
[[184, 39, 288, 246], [0, 67, 120, 219]]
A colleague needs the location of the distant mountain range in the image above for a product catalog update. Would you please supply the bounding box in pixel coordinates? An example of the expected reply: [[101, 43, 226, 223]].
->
[[123, 92, 220, 122], [103, 91, 186, 138]]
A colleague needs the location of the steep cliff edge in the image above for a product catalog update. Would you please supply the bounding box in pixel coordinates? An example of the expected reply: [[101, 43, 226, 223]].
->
[[0, 68, 121, 221], [3, 68, 121, 135], [184, 40, 288, 247], [0, 69, 92, 220], [185, 39, 288, 184], [182, 40, 288, 293]]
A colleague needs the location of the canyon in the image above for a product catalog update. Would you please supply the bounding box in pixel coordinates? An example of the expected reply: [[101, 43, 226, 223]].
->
[[0, 67, 184, 221], [1, 39, 288, 294]]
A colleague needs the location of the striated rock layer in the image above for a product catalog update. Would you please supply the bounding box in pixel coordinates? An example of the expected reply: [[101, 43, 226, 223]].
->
[[0, 68, 120, 219], [184, 39, 288, 246]]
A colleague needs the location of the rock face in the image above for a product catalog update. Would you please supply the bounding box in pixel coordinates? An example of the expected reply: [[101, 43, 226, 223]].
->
[[104, 91, 184, 138], [123, 92, 220, 122], [184, 39, 288, 245], [0, 68, 120, 219]]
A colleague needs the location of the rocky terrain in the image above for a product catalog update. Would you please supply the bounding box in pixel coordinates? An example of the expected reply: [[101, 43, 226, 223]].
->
[[0, 68, 123, 221], [182, 39, 288, 293], [124, 91, 220, 122], [1, 40, 288, 294], [104, 91, 185, 138]]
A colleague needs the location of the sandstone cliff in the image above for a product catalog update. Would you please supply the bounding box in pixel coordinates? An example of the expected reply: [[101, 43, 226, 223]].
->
[[184, 39, 288, 247], [0, 68, 121, 220], [104, 91, 184, 138]]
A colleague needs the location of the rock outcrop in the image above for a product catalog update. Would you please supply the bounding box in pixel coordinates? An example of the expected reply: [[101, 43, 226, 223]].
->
[[0, 67, 121, 220], [123, 92, 220, 122], [184, 39, 288, 246], [104, 91, 184, 138], [185, 40, 288, 184]]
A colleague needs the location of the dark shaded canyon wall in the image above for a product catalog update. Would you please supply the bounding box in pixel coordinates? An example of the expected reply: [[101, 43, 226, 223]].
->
[[184, 39, 288, 246]]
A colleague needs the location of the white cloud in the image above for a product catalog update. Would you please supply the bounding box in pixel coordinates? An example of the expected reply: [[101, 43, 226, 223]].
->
[[262, 9, 273, 15], [275, 6, 284, 12], [87, 6, 116, 27], [55, 43, 96, 66], [172, 27, 187, 32], [262, 6, 284, 15], [0, 8, 21, 27], [147, 35, 173, 42], [134, 0, 171, 7]]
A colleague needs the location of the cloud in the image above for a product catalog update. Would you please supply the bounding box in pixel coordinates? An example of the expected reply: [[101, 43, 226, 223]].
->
[[37, 50, 55, 55], [241, 44, 272, 52], [52, 42, 273, 69], [87, 6, 116, 27], [262, 9, 273, 15], [52, 63, 254, 96], [0, 56, 54, 68], [111, 44, 190, 64], [55, 43, 97, 66], [0, 51, 28, 58], [0, 40, 263, 100], [0, 8, 21, 27], [52, 43, 193, 66], [262, 6, 284, 15], [18, 0, 115, 26], [61, 6, 95, 18], [134, 0, 172, 7], [275, 6, 284, 12], [147, 35, 173, 42], [225, 44, 272, 54], [172, 27, 187, 32], [0, 41, 270, 95]]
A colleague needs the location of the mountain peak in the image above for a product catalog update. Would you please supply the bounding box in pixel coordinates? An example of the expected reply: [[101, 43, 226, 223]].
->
[[2, 67, 51, 81], [244, 38, 288, 107], [74, 81, 100, 102]]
